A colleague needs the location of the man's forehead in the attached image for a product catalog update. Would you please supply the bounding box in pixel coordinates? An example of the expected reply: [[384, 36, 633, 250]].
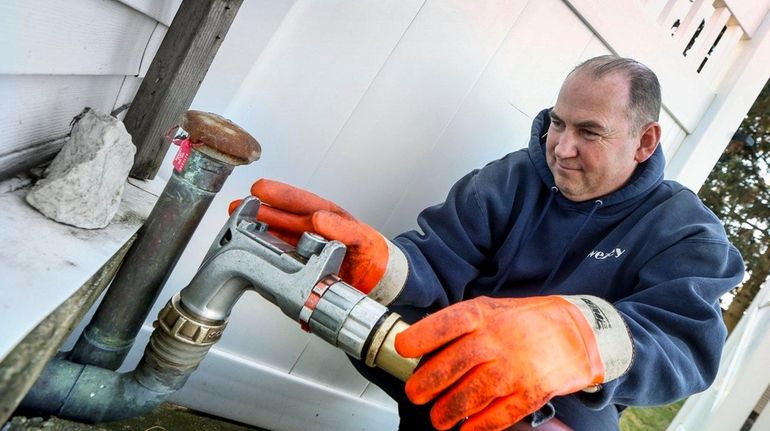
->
[[566, 68, 630, 88], [560, 70, 631, 102], [554, 74, 630, 118], [550, 109, 608, 131]]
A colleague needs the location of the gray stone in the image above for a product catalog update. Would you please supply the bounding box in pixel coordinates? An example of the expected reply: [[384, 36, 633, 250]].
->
[[26, 110, 136, 229]]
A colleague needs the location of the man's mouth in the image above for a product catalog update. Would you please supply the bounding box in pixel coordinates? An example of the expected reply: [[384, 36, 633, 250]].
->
[[556, 161, 580, 171]]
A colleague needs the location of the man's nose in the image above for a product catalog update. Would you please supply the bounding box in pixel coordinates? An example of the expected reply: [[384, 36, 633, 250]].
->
[[554, 130, 579, 159]]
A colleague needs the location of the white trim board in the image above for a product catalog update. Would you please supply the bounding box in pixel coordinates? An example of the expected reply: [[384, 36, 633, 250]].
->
[[115, 0, 182, 26], [0, 181, 157, 363]]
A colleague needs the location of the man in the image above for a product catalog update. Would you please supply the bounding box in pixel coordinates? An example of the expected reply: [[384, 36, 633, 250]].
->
[[239, 56, 744, 430]]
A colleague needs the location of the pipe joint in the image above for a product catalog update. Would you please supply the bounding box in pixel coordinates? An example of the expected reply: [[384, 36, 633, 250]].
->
[[177, 150, 234, 193], [132, 295, 226, 393], [133, 331, 216, 394], [303, 277, 389, 359], [156, 294, 227, 346]]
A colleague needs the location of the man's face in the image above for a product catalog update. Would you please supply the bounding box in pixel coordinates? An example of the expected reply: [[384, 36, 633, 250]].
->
[[546, 71, 644, 202]]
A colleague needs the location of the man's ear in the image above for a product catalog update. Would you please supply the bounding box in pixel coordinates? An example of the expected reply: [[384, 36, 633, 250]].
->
[[635, 122, 661, 163]]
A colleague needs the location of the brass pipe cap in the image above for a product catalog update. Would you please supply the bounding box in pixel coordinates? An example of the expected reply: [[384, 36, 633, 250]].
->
[[182, 110, 261, 166]]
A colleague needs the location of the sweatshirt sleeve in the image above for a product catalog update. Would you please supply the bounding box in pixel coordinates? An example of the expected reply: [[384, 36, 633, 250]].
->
[[390, 170, 490, 309], [389, 153, 526, 309], [578, 214, 745, 409]]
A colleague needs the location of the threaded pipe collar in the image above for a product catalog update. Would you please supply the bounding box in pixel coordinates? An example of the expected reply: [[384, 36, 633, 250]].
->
[[155, 294, 228, 346]]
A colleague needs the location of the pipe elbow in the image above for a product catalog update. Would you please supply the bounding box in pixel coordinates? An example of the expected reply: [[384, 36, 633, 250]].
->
[[20, 357, 169, 423]]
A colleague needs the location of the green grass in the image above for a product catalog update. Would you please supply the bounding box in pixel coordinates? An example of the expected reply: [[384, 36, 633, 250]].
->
[[620, 400, 685, 431]]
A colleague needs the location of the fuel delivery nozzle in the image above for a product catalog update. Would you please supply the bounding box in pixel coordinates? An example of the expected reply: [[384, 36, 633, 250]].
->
[[172, 196, 419, 381], [160, 197, 554, 425]]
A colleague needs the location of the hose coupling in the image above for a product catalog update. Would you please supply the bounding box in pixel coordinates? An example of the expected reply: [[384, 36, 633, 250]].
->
[[155, 294, 227, 346], [364, 313, 417, 381]]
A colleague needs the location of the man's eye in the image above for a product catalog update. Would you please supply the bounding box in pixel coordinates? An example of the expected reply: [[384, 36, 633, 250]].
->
[[582, 129, 601, 140], [551, 120, 565, 130]]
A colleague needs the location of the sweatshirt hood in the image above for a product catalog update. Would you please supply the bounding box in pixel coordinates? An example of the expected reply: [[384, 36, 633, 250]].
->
[[528, 108, 665, 210]]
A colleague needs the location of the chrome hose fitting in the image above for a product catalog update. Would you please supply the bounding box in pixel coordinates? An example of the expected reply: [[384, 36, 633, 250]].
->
[[300, 275, 389, 359], [297, 274, 419, 381], [174, 197, 420, 384], [299, 276, 419, 381]]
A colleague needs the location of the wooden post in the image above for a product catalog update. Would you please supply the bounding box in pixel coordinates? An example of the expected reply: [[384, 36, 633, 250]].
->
[[124, 0, 243, 179]]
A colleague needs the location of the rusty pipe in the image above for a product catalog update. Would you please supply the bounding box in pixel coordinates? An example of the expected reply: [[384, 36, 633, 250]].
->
[[20, 111, 257, 422], [69, 111, 260, 370], [20, 288, 227, 422]]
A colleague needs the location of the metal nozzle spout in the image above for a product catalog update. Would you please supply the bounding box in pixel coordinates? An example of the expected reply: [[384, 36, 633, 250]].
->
[[175, 197, 420, 380], [177, 197, 347, 322]]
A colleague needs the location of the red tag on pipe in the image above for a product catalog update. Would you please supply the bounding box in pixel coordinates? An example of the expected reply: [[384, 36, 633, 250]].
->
[[172, 138, 193, 173]]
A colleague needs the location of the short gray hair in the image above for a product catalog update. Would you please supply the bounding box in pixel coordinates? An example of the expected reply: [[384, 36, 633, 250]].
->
[[569, 55, 661, 134]]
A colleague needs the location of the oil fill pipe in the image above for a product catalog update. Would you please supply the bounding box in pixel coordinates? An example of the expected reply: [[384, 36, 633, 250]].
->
[[19, 196, 414, 423], [69, 111, 260, 370], [19, 111, 261, 422]]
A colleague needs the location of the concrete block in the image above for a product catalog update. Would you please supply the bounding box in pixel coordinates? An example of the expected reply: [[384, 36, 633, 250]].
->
[[26, 109, 136, 229]]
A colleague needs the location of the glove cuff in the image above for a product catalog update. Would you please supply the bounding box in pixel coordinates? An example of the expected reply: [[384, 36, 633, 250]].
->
[[563, 295, 634, 383], [367, 237, 408, 305]]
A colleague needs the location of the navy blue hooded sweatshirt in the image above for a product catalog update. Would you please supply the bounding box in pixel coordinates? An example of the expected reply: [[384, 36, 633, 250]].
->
[[356, 108, 745, 430]]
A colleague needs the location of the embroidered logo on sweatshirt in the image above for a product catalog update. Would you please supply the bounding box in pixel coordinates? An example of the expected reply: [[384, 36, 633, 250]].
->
[[587, 248, 626, 259]]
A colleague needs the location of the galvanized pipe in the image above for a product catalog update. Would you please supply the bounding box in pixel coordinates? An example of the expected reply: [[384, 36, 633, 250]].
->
[[69, 150, 233, 369], [21, 292, 225, 422], [69, 111, 260, 370], [19, 111, 258, 423], [19, 357, 168, 422]]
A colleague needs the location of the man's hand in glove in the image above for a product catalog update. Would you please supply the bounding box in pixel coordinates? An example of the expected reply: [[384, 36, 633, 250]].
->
[[395, 295, 634, 431], [230, 179, 407, 304]]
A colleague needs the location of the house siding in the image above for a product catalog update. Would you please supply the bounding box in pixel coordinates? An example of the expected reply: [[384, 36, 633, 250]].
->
[[0, 0, 180, 179]]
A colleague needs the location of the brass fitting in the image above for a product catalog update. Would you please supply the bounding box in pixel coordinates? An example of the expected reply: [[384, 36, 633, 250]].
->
[[365, 313, 419, 382], [155, 294, 227, 346]]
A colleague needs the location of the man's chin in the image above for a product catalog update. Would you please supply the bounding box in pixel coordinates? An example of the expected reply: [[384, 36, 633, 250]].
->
[[554, 179, 574, 193], [554, 183, 585, 201]]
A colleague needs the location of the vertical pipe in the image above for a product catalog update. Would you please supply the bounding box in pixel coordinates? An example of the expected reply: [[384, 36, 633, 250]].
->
[[69, 149, 234, 369], [19, 110, 259, 422]]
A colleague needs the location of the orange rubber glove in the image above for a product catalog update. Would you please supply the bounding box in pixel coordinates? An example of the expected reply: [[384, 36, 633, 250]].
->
[[395, 295, 634, 431], [230, 179, 407, 303]]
